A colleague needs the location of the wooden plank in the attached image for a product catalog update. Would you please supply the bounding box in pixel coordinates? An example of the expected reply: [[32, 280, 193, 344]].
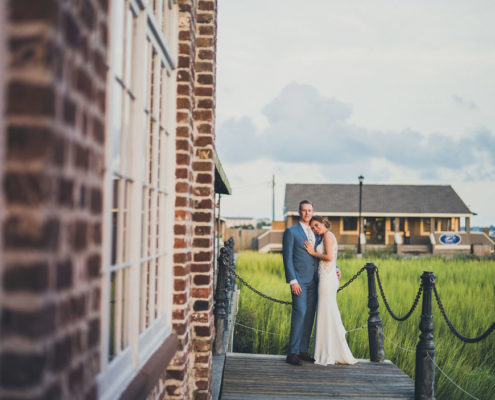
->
[[221, 353, 414, 400]]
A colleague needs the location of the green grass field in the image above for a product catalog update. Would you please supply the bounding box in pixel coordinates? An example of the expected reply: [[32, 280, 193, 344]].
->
[[232, 251, 495, 400]]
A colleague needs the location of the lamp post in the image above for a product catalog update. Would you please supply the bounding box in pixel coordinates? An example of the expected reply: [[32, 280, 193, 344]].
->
[[357, 175, 364, 255]]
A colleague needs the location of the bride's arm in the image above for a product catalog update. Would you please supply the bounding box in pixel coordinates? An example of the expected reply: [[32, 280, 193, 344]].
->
[[304, 232, 334, 261]]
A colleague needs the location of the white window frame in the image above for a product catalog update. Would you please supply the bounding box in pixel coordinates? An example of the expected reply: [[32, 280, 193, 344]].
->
[[98, 1, 178, 399]]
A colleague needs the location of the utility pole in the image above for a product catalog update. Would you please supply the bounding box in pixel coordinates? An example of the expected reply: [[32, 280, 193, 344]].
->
[[272, 174, 275, 221]]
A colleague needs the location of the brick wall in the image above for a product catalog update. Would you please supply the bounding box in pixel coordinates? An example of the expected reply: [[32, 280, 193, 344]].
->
[[163, 0, 218, 399], [191, 0, 218, 398], [0, 1, 108, 398], [163, 0, 197, 397]]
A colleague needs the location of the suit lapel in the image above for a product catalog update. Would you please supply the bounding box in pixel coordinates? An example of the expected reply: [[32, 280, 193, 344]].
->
[[295, 223, 306, 242]]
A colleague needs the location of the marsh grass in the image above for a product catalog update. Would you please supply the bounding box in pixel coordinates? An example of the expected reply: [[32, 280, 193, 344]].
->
[[232, 251, 495, 400]]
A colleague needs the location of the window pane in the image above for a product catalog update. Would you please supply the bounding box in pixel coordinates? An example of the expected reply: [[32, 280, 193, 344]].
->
[[111, 178, 119, 265], [108, 271, 116, 361], [159, 67, 166, 127], [159, 130, 166, 189], [108, 268, 130, 361], [123, 94, 132, 177], [392, 218, 405, 232], [111, 0, 125, 79], [441, 218, 451, 231], [147, 188, 154, 256], [148, 120, 154, 185], [343, 217, 357, 231], [124, 5, 135, 88], [154, 257, 160, 319], [140, 261, 151, 332], [141, 187, 148, 258], [121, 268, 129, 350], [110, 81, 123, 172], [122, 180, 131, 262]]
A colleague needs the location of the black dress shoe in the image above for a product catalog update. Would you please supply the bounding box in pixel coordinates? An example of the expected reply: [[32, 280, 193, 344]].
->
[[299, 352, 315, 362], [286, 353, 302, 366]]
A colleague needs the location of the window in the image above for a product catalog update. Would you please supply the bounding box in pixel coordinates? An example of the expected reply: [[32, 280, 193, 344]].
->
[[423, 218, 431, 233], [438, 218, 452, 232], [343, 217, 358, 232], [391, 218, 405, 232], [99, 1, 178, 399]]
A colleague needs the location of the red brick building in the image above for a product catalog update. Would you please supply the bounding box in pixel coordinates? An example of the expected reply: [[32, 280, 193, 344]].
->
[[0, 0, 228, 399]]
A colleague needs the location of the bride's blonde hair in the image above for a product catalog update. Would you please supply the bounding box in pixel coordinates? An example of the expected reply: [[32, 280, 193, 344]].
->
[[310, 215, 331, 229]]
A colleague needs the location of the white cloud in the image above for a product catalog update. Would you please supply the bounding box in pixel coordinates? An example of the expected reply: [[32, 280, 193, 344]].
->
[[452, 95, 478, 110], [217, 83, 495, 176]]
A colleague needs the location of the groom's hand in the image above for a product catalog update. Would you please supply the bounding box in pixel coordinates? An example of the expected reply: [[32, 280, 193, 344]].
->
[[336, 269, 341, 281], [291, 282, 302, 296]]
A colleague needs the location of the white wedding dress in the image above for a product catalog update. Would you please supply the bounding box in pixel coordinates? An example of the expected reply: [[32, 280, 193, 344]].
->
[[314, 232, 357, 365]]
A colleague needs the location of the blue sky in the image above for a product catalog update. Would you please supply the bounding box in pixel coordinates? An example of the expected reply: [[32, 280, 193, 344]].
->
[[215, 0, 495, 226]]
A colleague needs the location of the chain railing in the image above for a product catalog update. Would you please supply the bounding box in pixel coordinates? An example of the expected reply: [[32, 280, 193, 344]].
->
[[213, 237, 495, 400], [375, 267, 423, 321], [433, 282, 495, 343], [227, 264, 366, 306], [337, 266, 366, 292], [226, 264, 292, 305]]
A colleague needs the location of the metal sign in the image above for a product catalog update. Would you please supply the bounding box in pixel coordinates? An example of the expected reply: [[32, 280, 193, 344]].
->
[[439, 233, 462, 245]]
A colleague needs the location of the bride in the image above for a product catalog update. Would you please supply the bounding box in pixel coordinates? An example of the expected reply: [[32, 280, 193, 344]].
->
[[304, 216, 357, 365]]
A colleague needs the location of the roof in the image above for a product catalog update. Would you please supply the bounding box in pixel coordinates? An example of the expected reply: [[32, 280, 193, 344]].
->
[[284, 184, 473, 217], [214, 150, 231, 195]]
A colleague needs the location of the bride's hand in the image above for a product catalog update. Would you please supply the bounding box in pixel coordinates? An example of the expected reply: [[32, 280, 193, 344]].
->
[[304, 241, 314, 255]]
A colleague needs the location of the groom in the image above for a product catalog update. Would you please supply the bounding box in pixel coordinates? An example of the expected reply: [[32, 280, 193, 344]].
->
[[282, 200, 340, 366]]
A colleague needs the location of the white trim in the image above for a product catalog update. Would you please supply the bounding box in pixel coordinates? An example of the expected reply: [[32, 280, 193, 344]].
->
[[285, 211, 473, 218], [138, 315, 171, 366], [130, 0, 141, 12], [103, 261, 133, 273], [434, 245, 471, 250], [341, 216, 359, 233], [97, 348, 134, 400], [147, 14, 176, 71], [257, 229, 284, 241], [259, 244, 283, 254]]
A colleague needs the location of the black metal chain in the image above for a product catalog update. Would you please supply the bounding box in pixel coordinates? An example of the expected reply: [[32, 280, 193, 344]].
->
[[227, 265, 292, 305], [433, 283, 495, 343], [337, 266, 367, 293], [375, 268, 423, 321], [226, 265, 365, 306]]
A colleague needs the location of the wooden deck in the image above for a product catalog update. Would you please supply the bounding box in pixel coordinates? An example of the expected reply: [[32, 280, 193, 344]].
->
[[221, 353, 414, 400]]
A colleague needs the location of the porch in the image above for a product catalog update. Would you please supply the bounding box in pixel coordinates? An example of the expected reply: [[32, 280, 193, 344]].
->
[[257, 220, 494, 256]]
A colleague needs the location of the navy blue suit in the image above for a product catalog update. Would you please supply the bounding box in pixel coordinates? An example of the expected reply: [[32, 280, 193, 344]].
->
[[282, 223, 322, 355]]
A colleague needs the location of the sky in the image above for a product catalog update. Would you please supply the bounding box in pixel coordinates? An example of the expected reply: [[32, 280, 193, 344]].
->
[[215, 0, 495, 226]]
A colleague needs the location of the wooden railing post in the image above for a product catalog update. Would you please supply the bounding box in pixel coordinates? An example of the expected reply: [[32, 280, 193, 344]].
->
[[415, 271, 436, 400], [365, 262, 385, 362], [213, 246, 229, 355]]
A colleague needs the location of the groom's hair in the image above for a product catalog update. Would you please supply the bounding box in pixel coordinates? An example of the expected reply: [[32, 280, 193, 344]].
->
[[298, 200, 313, 212]]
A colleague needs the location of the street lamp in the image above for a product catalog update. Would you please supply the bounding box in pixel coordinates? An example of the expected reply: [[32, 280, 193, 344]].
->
[[357, 175, 364, 255]]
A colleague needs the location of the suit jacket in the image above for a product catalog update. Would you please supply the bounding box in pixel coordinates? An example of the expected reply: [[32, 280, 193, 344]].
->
[[282, 223, 321, 285]]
